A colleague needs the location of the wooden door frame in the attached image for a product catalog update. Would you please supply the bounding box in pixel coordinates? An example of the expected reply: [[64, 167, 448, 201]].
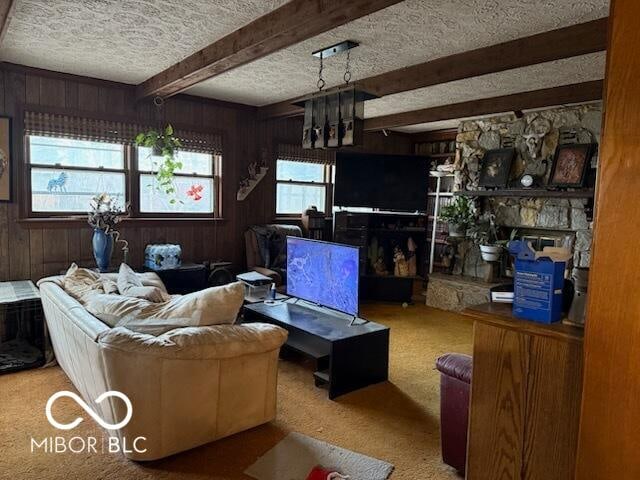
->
[[576, 1, 640, 478]]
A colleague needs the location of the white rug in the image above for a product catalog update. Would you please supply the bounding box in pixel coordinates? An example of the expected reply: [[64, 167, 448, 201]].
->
[[244, 432, 394, 480]]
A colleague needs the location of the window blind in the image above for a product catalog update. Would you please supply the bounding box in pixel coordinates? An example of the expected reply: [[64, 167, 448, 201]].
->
[[277, 143, 335, 165], [24, 111, 223, 154]]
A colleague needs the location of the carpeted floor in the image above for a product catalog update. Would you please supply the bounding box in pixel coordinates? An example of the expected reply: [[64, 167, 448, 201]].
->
[[0, 303, 473, 480]]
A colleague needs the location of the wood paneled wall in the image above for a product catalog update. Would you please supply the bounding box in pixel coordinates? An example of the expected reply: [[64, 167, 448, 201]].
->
[[0, 63, 412, 282], [576, 1, 640, 478]]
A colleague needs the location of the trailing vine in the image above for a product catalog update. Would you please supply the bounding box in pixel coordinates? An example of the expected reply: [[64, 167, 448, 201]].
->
[[135, 124, 183, 204]]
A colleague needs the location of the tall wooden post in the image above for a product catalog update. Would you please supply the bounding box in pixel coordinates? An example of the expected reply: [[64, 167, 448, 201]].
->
[[576, 1, 640, 478]]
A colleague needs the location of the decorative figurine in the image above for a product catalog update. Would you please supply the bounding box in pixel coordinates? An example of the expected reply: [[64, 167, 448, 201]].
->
[[373, 257, 389, 276], [393, 246, 409, 277], [247, 162, 258, 180], [407, 237, 417, 277]]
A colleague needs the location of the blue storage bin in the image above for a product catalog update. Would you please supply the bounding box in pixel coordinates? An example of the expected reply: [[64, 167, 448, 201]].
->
[[509, 241, 566, 324], [144, 244, 182, 271]]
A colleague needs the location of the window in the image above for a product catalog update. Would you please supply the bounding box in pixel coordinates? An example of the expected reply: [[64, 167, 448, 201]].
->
[[276, 159, 331, 215], [26, 134, 221, 218], [27, 136, 126, 213], [137, 147, 219, 215]]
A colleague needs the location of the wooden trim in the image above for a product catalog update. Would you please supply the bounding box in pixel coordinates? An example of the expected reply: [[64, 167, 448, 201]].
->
[[0, 1, 15, 46], [410, 129, 458, 143], [462, 302, 584, 344], [17, 216, 228, 229], [576, 1, 640, 478], [362, 81, 604, 131], [259, 18, 609, 119], [137, 0, 404, 100]]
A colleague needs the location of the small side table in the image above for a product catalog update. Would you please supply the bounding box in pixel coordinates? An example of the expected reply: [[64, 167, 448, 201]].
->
[[0, 281, 46, 374], [143, 263, 208, 295]]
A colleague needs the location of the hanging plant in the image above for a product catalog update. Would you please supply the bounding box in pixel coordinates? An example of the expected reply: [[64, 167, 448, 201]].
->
[[135, 124, 183, 204]]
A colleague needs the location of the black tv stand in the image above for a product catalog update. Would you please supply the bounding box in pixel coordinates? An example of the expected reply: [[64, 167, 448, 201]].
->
[[243, 301, 389, 399], [333, 211, 427, 303]]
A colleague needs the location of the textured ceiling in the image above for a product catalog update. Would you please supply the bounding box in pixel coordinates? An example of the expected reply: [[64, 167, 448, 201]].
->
[[187, 0, 609, 105], [0, 0, 288, 84], [366, 52, 606, 118], [0, 0, 609, 132]]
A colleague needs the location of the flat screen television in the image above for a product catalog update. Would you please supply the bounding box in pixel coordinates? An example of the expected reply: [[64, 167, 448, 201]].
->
[[334, 152, 429, 211], [286, 237, 359, 316]]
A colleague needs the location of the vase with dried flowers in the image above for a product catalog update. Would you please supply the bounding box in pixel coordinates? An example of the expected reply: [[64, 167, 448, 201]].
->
[[87, 194, 130, 272]]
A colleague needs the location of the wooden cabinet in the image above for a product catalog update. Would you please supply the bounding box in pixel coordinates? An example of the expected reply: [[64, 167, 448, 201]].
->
[[463, 303, 584, 480]]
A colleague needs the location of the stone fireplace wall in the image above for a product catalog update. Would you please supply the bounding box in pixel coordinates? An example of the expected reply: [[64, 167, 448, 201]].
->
[[454, 103, 602, 275]]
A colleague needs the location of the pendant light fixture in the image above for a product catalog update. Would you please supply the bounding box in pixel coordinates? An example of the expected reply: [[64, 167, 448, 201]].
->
[[298, 41, 376, 149]]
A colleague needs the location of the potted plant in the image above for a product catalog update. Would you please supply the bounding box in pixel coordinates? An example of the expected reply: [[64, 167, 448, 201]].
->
[[135, 124, 183, 204], [439, 196, 475, 237], [87, 194, 129, 272], [469, 214, 517, 262]]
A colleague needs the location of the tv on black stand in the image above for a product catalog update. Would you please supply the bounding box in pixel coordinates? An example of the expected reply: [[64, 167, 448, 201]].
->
[[242, 237, 389, 399], [332, 152, 429, 304]]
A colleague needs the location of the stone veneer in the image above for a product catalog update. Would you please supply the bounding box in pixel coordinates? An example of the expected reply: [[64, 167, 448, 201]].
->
[[454, 103, 602, 273]]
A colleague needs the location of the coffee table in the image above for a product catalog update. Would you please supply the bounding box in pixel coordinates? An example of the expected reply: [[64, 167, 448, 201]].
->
[[243, 301, 389, 399]]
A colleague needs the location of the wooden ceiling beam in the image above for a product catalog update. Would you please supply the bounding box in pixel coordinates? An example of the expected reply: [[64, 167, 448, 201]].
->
[[0, 0, 15, 45], [258, 18, 608, 120], [362, 80, 604, 131], [136, 0, 405, 101]]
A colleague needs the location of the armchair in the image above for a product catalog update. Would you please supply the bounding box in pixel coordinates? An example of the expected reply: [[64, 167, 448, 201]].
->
[[244, 224, 302, 286]]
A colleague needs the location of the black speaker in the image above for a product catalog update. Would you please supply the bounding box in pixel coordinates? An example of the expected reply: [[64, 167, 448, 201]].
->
[[207, 262, 241, 287]]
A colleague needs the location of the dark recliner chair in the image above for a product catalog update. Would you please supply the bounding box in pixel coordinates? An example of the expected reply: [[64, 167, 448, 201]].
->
[[244, 224, 303, 286], [435, 353, 473, 475]]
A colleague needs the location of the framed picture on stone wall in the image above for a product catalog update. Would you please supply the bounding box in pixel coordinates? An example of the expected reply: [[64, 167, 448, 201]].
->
[[478, 148, 516, 188], [0, 116, 11, 202], [548, 143, 595, 188]]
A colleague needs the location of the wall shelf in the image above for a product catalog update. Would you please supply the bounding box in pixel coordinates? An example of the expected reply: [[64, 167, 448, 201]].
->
[[428, 192, 454, 197], [498, 224, 579, 233], [236, 167, 268, 201], [455, 188, 595, 199]]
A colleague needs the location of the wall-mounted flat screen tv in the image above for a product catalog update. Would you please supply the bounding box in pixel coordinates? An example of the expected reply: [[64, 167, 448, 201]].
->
[[334, 152, 429, 211], [286, 237, 359, 316]]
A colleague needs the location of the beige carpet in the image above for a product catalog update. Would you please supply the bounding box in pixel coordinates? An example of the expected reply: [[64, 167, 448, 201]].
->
[[0, 303, 473, 480]]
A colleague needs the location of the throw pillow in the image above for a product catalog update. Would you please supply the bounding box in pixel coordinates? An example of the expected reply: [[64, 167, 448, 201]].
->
[[117, 263, 167, 302], [85, 294, 149, 328], [102, 278, 119, 295], [150, 281, 245, 326], [63, 263, 103, 303], [86, 281, 245, 332]]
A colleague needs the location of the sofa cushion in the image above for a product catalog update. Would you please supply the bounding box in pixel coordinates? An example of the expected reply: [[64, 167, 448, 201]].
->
[[117, 263, 167, 302], [84, 294, 150, 328], [102, 271, 168, 293], [102, 278, 119, 295], [114, 317, 203, 336], [85, 281, 245, 332], [435, 353, 473, 384], [63, 263, 104, 302], [152, 282, 244, 326], [98, 322, 288, 360]]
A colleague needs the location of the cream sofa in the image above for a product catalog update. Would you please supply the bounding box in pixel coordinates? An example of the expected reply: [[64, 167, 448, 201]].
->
[[38, 274, 287, 461]]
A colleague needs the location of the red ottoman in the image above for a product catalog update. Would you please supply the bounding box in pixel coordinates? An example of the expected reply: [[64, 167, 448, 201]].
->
[[435, 353, 472, 474]]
